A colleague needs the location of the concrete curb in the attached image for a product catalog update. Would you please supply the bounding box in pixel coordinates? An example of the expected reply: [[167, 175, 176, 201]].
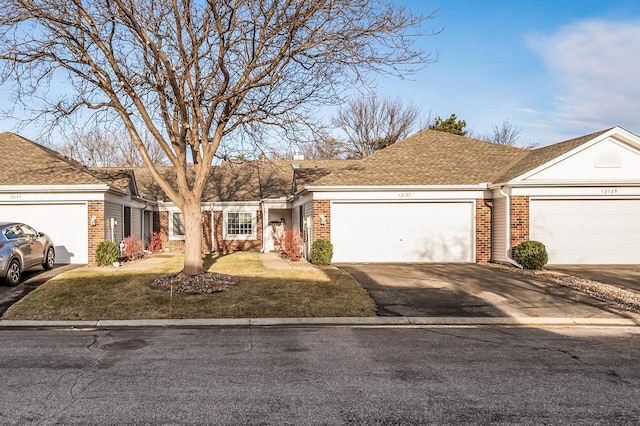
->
[[0, 316, 638, 329]]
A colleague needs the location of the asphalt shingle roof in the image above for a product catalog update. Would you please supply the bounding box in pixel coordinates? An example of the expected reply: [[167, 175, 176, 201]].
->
[[305, 129, 529, 187], [0, 132, 112, 186]]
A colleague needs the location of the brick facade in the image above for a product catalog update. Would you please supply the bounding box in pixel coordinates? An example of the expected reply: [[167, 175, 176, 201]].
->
[[87, 200, 105, 265], [510, 196, 530, 249], [212, 210, 263, 253], [475, 199, 492, 263], [312, 200, 330, 243]]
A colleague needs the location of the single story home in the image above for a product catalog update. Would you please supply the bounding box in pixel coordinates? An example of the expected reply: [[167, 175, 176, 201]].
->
[[2, 126, 639, 265]]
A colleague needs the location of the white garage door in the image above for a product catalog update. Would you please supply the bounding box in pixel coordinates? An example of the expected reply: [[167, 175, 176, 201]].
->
[[530, 199, 640, 264], [331, 202, 473, 263], [0, 203, 89, 264]]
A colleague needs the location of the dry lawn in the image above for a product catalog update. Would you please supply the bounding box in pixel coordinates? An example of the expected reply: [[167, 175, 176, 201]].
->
[[2, 252, 375, 320]]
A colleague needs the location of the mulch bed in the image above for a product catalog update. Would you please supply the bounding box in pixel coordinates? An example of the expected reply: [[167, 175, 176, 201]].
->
[[151, 272, 238, 294]]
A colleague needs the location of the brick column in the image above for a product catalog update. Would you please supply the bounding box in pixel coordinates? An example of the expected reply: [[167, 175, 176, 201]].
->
[[87, 201, 105, 265], [475, 199, 492, 263], [510, 196, 530, 249], [312, 200, 330, 244]]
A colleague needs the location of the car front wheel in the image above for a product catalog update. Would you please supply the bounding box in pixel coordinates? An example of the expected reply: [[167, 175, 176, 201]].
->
[[6, 259, 21, 286], [43, 247, 55, 270]]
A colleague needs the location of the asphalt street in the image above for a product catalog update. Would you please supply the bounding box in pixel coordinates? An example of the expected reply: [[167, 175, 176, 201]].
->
[[1, 325, 639, 425]]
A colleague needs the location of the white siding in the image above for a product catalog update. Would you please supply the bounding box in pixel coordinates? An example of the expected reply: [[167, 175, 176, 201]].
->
[[491, 196, 507, 262]]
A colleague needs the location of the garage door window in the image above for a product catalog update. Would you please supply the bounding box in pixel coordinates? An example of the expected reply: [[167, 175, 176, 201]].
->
[[225, 212, 255, 240]]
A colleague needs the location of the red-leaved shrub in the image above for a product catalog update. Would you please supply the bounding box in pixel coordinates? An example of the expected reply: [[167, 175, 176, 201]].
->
[[146, 232, 164, 253], [281, 230, 303, 261], [124, 235, 143, 259]]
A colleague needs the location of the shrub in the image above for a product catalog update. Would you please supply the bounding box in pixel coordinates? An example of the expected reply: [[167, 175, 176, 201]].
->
[[513, 240, 548, 270], [310, 239, 333, 265], [146, 232, 164, 253], [95, 241, 119, 266], [282, 230, 303, 261], [124, 235, 143, 259]]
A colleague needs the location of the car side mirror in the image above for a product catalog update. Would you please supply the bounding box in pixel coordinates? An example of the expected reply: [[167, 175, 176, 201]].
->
[[38, 232, 45, 237]]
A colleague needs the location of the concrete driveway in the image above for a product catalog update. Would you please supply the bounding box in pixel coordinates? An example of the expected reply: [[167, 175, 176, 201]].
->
[[339, 263, 636, 318], [547, 265, 640, 293]]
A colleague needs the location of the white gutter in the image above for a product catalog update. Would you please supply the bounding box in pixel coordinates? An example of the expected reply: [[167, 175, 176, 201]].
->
[[499, 187, 523, 268]]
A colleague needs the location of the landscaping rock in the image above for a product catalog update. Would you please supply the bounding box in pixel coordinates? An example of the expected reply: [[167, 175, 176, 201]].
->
[[151, 272, 238, 294]]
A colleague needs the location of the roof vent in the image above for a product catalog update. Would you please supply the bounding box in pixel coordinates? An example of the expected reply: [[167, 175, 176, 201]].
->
[[595, 151, 622, 168]]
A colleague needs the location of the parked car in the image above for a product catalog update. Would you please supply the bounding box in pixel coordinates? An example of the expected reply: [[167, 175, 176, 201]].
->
[[0, 222, 55, 286]]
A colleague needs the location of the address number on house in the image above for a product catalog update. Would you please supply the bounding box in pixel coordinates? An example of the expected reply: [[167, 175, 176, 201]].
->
[[398, 192, 412, 198], [601, 188, 618, 195]]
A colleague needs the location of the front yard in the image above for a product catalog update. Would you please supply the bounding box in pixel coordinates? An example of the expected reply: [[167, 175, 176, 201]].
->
[[2, 253, 376, 320]]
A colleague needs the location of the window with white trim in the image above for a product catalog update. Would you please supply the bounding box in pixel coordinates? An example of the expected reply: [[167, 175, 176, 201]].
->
[[170, 212, 185, 239], [223, 210, 257, 240], [227, 212, 252, 235]]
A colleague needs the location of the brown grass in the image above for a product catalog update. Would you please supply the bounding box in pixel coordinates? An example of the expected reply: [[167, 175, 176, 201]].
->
[[2, 252, 375, 320]]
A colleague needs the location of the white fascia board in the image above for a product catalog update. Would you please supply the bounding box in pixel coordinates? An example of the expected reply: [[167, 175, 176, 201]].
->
[[261, 198, 290, 209], [494, 179, 640, 188], [507, 127, 639, 183], [0, 184, 112, 193], [303, 184, 490, 192], [511, 185, 640, 198]]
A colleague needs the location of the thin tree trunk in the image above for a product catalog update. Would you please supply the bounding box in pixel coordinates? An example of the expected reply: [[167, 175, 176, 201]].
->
[[182, 200, 204, 275]]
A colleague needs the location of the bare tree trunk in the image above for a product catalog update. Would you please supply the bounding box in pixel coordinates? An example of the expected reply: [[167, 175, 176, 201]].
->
[[182, 200, 204, 276]]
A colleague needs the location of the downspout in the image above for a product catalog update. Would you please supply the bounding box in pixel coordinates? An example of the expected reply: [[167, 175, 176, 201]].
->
[[260, 200, 268, 253], [499, 186, 523, 268]]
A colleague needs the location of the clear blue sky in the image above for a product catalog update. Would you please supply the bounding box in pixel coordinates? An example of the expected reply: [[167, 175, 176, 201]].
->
[[375, 0, 640, 146], [2, 1, 640, 148]]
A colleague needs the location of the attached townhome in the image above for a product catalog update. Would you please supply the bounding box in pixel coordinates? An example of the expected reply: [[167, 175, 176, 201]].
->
[[2, 126, 639, 266]]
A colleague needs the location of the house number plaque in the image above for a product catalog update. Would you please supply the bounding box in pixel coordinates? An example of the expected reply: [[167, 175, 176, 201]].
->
[[398, 192, 411, 198], [601, 188, 618, 194]]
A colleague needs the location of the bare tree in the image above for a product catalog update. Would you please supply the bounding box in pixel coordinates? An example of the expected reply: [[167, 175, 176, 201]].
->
[[0, 0, 436, 275], [481, 120, 521, 146], [332, 94, 421, 158], [301, 134, 346, 160], [478, 120, 536, 148], [64, 127, 168, 167]]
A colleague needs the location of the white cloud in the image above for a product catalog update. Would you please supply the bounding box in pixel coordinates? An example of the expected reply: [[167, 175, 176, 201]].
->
[[528, 19, 640, 136]]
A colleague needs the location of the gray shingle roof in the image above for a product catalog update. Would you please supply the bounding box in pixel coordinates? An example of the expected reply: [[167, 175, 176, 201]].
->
[[0, 132, 112, 186]]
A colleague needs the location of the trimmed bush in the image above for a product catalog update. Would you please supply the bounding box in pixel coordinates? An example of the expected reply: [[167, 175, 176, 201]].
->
[[95, 240, 120, 266], [513, 240, 548, 270], [310, 239, 333, 265]]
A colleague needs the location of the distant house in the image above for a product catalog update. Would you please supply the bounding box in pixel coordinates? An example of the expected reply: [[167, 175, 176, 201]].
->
[[2, 126, 639, 265]]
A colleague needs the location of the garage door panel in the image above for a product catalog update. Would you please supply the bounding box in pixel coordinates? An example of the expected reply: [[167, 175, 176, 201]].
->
[[0, 203, 89, 264], [531, 199, 640, 264], [331, 202, 473, 263]]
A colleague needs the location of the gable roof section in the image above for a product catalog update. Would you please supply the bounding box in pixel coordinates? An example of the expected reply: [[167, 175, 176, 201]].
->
[[304, 130, 529, 188], [0, 132, 114, 187], [492, 128, 613, 183]]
